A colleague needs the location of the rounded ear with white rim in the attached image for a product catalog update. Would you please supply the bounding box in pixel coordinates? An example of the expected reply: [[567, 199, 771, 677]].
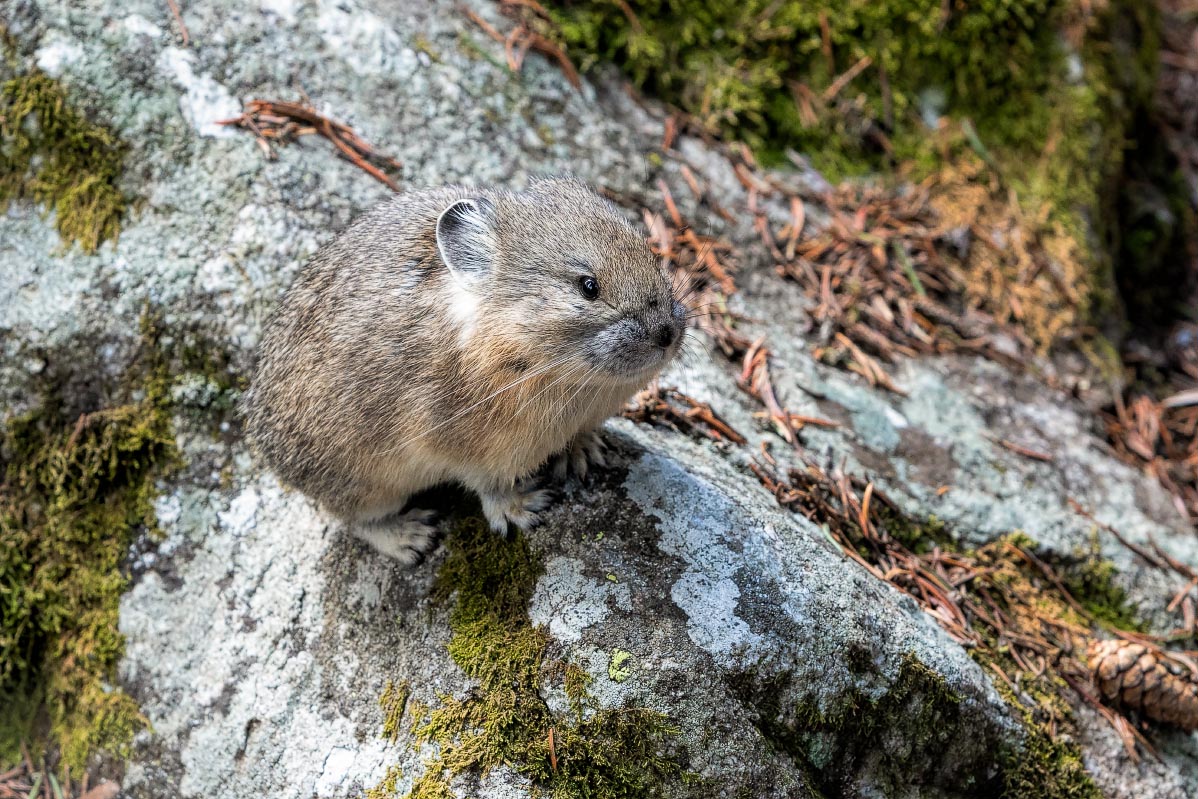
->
[[435, 198, 497, 282]]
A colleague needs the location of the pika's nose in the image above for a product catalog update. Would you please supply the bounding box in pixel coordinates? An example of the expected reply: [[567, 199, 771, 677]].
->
[[652, 323, 677, 349]]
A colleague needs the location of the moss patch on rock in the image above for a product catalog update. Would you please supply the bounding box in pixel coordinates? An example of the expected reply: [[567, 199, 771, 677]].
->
[[1056, 537, 1145, 632], [998, 711, 1100, 799], [960, 536, 1105, 799], [367, 765, 406, 799], [379, 518, 682, 799], [380, 680, 412, 742], [0, 65, 128, 253], [538, 0, 1163, 351], [0, 314, 240, 774], [729, 652, 998, 797], [0, 319, 177, 773], [545, 0, 1069, 172], [909, 529, 1139, 798]]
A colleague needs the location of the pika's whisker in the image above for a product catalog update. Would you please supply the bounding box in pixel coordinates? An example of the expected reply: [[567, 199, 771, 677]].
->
[[386, 347, 577, 418], [511, 358, 589, 418], [374, 352, 583, 456], [544, 363, 602, 434]]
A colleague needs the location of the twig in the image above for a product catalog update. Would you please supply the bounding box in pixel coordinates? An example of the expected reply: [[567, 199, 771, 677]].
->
[[462, 7, 505, 43], [165, 0, 190, 46], [219, 99, 402, 191], [822, 55, 872, 102], [988, 434, 1054, 463]]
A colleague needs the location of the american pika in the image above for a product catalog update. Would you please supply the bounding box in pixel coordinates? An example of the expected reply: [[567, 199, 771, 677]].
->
[[245, 177, 685, 562]]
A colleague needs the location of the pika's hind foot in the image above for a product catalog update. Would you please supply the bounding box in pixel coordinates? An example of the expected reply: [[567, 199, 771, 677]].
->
[[551, 430, 607, 481], [351, 508, 439, 565], [478, 482, 553, 534]]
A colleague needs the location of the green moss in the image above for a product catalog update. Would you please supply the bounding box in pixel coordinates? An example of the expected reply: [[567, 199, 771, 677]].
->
[[541, 0, 1165, 346], [0, 317, 236, 773], [366, 765, 405, 799], [406, 772, 454, 799], [998, 711, 1101, 799], [0, 69, 128, 253], [1058, 539, 1145, 632], [961, 536, 1106, 799], [731, 653, 984, 796], [875, 509, 952, 555], [975, 641, 1101, 799], [0, 319, 178, 772], [432, 516, 544, 629], [546, 0, 1068, 173], [381, 519, 681, 799], [561, 662, 589, 714], [380, 680, 411, 742], [989, 531, 1145, 633]]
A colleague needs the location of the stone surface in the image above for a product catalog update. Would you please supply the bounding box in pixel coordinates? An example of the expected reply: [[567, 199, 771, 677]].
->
[[2, 0, 1197, 796]]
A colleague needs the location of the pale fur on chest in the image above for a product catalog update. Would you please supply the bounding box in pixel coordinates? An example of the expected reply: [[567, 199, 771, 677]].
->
[[366, 365, 631, 493], [464, 372, 630, 474]]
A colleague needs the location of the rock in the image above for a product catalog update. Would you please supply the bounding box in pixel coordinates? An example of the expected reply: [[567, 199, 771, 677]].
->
[[2, 0, 1196, 796]]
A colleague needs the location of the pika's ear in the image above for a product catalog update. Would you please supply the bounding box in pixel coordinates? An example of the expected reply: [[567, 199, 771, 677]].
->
[[435, 198, 497, 281]]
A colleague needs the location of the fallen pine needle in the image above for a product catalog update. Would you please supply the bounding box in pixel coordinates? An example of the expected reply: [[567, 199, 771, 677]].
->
[[219, 99, 402, 191], [988, 434, 1054, 462]]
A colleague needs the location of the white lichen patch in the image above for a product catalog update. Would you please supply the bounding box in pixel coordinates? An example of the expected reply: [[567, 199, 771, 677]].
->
[[669, 571, 759, 657], [622, 449, 773, 660], [156, 47, 242, 138], [315, 0, 411, 77], [34, 35, 85, 76], [529, 556, 627, 644], [260, 0, 301, 24], [120, 472, 404, 798], [121, 14, 163, 39]]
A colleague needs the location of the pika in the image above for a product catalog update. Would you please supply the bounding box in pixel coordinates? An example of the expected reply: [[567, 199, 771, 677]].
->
[[245, 177, 685, 563]]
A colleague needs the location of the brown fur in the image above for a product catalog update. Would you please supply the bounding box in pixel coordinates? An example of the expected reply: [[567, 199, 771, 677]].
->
[[244, 178, 683, 560]]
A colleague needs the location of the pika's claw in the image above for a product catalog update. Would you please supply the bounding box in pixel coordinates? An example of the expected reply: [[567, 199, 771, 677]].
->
[[351, 507, 440, 565], [480, 483, 554, 533], [552, 430, 607, 481]]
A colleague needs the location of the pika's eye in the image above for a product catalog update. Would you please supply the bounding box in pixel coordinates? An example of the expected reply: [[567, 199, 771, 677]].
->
[[578, 275, 600, 300]]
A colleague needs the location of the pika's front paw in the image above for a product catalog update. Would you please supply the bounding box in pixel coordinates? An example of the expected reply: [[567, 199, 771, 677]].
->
[[479, 482, 554, 534], [551, 430, 607, 481], [352, 507, 440, 565]]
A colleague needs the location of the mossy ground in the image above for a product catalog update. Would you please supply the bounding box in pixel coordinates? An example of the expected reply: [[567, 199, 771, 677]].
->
[[0, 62, 128, 253], [922, 529, 1146, 798], [1057, 536, 1145, 632], [371, 518, 682, 799], [961, 536, 1104, 799], [999, 723, 1100, 799], [538, 0, 1172, 351], [546, 0, 1069, 172]]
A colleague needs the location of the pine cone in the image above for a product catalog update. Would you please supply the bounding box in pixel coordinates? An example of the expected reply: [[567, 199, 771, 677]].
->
[[1088, 640, 1198, 731]]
